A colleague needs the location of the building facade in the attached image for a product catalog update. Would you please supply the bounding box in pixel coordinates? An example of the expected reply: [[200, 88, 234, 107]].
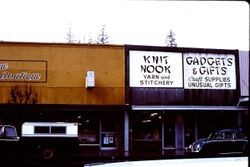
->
[[0, 42, 127, 158], [0, 42, 248, 158], [125, 45, 248, 156]]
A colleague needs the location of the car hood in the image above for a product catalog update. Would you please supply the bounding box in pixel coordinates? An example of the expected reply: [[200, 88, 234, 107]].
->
[[190, 138, 209, 147], [194, 138, 207, 144]]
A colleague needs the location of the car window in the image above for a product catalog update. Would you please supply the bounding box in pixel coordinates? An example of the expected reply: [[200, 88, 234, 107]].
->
[[0, 126, 16, 138], [224, 131, 233, 139], [0, 126, 4, 137], [5, 127, 17, 138], [218, 132, 224, 139], [235, 132, 247, 139]]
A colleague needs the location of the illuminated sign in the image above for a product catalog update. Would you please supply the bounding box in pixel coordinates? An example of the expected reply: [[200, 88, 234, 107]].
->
[[129, 50, 183, 88], [183, 53, 236, 89], [0, 60, 47, 82]]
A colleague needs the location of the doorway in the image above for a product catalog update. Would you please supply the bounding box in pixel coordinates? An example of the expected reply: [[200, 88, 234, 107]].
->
[[100, 118, 117, 150], [131, 111, 162, 154]]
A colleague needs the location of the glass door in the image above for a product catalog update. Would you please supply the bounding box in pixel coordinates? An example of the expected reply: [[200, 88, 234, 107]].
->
[[101, 118, 117, 150], [163, 114, 176, 149], [184, 119, 196, 147], [132, 111, 162, 154]]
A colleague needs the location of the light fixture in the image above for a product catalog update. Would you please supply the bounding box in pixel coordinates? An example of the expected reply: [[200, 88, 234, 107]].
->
[[85, 70, 95, 88], [150, 112, 158, 117]]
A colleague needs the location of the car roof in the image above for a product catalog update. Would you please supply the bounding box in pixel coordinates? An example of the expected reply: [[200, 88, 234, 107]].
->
[[217, 129, 238, 133]]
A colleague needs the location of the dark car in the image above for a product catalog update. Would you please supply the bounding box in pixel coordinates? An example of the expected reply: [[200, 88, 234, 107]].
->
[[186, 129, 248, 156]]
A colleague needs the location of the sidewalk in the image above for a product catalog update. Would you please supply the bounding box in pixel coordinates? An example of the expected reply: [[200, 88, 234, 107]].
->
[[128, 149, 187, 161]]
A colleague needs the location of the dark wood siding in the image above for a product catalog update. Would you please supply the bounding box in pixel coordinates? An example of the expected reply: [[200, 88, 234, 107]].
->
[[129, 88, 239, 105]]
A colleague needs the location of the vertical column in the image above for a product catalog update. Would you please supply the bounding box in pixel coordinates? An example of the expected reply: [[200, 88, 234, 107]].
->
[[124, 110, 129, 157], [194, 119, 198, 141], [175, 115, 184, 150], [161, 117, 165, 155], [237, 111, 242, 131]]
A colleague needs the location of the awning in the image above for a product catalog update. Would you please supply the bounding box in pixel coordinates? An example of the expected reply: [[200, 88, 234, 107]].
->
[[237, 96, 249, 107], [132, 105, 248, 111]]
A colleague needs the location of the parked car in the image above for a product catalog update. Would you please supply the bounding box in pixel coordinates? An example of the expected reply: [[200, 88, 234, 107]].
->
[[186, 129, 248, 156]]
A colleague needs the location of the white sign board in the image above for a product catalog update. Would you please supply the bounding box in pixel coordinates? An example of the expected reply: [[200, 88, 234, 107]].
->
[[129, 50, 183, 88], [183, 53, 236, 89]]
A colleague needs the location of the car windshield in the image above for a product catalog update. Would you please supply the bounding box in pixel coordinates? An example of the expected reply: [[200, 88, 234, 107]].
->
[[207, 132, 217, 139]]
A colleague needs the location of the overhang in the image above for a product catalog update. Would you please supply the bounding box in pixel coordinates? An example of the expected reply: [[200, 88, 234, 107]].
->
[[132, 105, 248, 111]]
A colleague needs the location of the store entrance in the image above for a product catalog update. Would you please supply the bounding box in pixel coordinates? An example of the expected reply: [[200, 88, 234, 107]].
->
[[163, 114, 176, 149], [184, 116, 196, 147], [101, 118, 117, 150], [131, 111, 162, 155]]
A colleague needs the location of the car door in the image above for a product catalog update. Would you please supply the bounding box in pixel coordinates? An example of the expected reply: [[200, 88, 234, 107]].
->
[[222, 131, 235, 153], [232, 131, 248, 153], [0, 126, 20, 155], [215, 131, 234, 154]]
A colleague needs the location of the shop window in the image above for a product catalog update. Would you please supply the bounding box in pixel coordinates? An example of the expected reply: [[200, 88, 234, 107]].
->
[[132, 111, 162, 153], [78, 115, 99, 144], [102, 118, 116, 132], [133, 112, 162, 141], [164, 116, 175, 148]]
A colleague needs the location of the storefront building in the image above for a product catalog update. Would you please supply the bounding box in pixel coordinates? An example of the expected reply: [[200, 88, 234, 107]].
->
[[0, 42, 127, 158], [0, 42, 248, 158], [125, 45, 248, 156]]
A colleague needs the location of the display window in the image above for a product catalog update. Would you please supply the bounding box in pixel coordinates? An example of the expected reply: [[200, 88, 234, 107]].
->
[[132, 111, 162, 141], [131, 111, 162, 153], [78, 114, 100, 145]]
